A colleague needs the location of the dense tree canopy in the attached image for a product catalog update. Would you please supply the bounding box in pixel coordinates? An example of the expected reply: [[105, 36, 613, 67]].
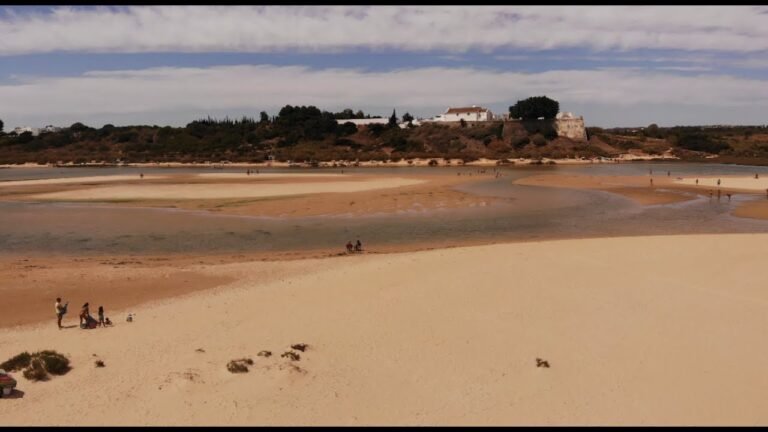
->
[[509, 96, 559, 120]]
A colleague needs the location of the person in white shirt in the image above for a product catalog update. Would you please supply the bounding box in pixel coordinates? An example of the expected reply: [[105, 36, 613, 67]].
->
[[55, 297, 68, 330]]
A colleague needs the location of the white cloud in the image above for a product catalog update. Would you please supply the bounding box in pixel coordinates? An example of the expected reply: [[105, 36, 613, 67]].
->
[[2, 64, 768, 128], [1, 6, 768, 54]]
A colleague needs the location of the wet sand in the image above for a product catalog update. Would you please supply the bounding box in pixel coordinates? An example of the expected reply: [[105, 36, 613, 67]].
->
[[514, 174, 697, 205], [2, 234, 768, 425]]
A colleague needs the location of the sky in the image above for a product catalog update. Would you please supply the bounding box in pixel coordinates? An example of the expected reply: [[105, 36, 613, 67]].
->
[[1, 5, 768, 129]]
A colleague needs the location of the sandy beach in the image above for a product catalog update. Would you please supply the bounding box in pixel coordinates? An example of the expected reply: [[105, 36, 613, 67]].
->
[[514, 174, 698, 205], [0, 171, 498, 218], [674, 175, 768, 192], [2, 234, 768, 425], [28, 177, 426, 201]]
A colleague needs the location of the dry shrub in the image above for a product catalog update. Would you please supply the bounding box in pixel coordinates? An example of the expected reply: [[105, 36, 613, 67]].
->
[[4, 350, 71, 381], [227, 358, 253, 373], [37, 351, 70, 375], [281, 351, 301, 361], [0, 352, 31, 372], [23, 358, 49, 381]]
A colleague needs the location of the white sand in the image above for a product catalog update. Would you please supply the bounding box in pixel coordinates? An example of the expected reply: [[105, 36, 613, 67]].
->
[[2, 234, 768, 425], [29, 178, 426, 201], [0, 175, 165, 187], [674, 175, 768, 191]]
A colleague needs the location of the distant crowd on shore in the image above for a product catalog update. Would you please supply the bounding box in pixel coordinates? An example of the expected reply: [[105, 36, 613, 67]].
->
[[346, 239, 363, 254]]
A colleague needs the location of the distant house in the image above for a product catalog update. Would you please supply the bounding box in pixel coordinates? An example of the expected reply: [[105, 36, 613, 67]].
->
[[11, 126, 41, 136], [431, 105, 494, 122]]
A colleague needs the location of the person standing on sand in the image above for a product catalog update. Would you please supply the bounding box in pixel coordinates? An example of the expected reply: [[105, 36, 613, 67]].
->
[[650, 178, 653, 186], [140, 173, 144, 179], [355, 240, 363, 252], [55, 297, 67, 329], [717, 178, 721, 186], [98, 306, 105, 327], [696, 178, 699, 185]]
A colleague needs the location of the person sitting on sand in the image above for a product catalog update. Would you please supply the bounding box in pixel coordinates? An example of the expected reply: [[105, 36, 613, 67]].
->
[[355, 240, 363, 252], [79, 303, 90, 327], [346, 241, 354, 253], [104, 317, 113, 326], [98, 306, 105, 328]]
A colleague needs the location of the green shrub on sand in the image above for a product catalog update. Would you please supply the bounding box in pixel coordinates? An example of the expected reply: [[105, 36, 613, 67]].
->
[[2, 350, 71, 381]]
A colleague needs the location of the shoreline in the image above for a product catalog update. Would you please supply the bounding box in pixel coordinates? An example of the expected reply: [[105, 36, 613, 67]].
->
[[0, 153, 681, 170]]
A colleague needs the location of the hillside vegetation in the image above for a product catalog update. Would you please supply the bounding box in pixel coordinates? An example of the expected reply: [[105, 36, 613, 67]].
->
[[1, 107, 767, 165]]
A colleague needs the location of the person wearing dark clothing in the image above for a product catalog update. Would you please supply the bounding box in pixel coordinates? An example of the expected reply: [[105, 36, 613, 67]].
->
[[355, 240, 363, 252]]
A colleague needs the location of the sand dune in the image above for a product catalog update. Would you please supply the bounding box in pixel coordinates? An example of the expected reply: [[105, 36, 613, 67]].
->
[[0, 175, 165, 187], [28, 177, 426, 201], [2, 234, 768, 425], [675, 175, 768, 192]]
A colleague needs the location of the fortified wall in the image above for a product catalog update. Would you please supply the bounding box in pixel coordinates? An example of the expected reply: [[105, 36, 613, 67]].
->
[[555, 116, 587, 141]]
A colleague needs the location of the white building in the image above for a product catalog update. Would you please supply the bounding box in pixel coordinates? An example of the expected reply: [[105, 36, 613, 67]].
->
[[42, 125, 64, 133], [11, 126, 41, 136], [431, 105, 494, 122], [339, 118, 389, 127]]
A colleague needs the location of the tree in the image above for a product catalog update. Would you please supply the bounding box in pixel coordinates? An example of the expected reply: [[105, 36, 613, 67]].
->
[[644, 123, 660, 138], [0, 118, 3, 134], [388, 109, 398, 128], [402, 112, 414, 126], [508, 96, 559, 120], [69, 122, 90, 132], [259, 111, 270, 124], [459, 119, 467, 128]]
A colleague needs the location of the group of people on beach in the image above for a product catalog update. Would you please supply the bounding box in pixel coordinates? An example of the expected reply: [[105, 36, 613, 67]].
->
[[246, 169, 259, 175], [346, 239, 363, 253], [55, 297, 112, 330]]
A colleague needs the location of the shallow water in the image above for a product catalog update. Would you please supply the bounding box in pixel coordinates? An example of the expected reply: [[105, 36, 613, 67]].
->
[[2, 163, 768, 256]]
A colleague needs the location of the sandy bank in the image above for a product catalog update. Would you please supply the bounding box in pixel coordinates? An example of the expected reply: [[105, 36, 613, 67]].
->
[[195, 173, 344, 179], [28, 177, 426, 201], [0, 175, 165, 187], [675, 175, 768, 192], [514, 174, 697, 205], [2, 234, 768, 425]]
